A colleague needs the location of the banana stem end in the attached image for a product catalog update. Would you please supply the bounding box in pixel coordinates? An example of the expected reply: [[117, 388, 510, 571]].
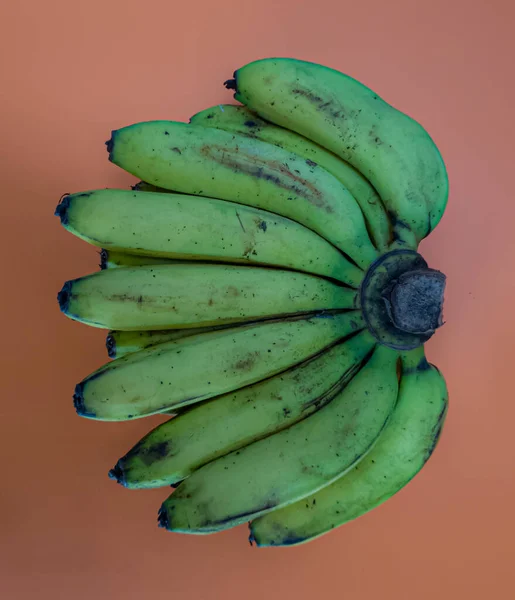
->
[[383, 269, 446, 336]]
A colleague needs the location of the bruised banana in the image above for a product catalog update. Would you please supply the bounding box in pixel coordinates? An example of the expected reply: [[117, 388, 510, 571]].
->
[[226, 58, 448, 247], [190, 104, 390, 251], [73, 311, 365, 421], [58, 263, 357, 330], [109, 330, 375, 488], [106, 121, 378, 274], [158, 344, 398, 533], [57, 189, 358, 283], [250, 347, 448, 546]]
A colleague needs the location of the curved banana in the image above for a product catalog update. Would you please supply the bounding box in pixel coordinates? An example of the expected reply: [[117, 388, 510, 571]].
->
[[109, 330, 375, 488], [226, 58, 448, 246], [106, 121, 378, 274], [106, 325, 237, 358], [100, 249, 180, 269], [58, 263, 357, 330], [191, 104, 390, 251], [57, 189, 358, 283], [73, 311, 365, 421], [157, 344, 398, 533], [249, 347, 448, 546]]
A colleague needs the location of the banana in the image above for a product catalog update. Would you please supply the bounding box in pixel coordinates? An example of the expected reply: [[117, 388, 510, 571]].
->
[[249, 347, 448, 546], [190, 104, 390, 251], [157, 344, 399, 533], [132, 181, 170, 193], [106, 325, 237, 358], [56, 189, 362, 283], [109, 330, 375, 488], [100, 249, 180, 269], [225, 58, 448, 246], [106, 121, 378, 274], [58, 263, 357, 330], [73, 311, 365, 421]]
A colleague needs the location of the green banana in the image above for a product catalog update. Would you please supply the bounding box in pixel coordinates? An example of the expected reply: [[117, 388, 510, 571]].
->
[[132, 181, 170, 193], [73, 311, 365, 421], [56, 189, 361, 283], [58, 263, 357, 331], [106, 121, 378, 275], [226, 58, 448, 246], [109, 330, 375, 488], [249, 347, 448, 546], [100, 249, 180, 269], [157, 344, 399, 533], [106, 325, 237, 358], [190, 104, 390, 251]]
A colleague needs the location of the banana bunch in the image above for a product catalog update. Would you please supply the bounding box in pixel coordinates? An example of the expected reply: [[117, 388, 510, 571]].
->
[[56, 57, 449, 546]]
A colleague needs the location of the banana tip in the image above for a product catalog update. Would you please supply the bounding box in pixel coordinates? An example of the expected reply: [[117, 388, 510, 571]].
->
[[106, 332, 116, 358], [105, 131, 116, 160], [248, 525, 257, 547], [223, 71, 237, 91], [157, 505, 170, 530], [73, 382, 86, 415], [54, 193, 71, 224], [108, 461, 125, 485], [57, 281, 71, 313], [99, 249, 108, 271]]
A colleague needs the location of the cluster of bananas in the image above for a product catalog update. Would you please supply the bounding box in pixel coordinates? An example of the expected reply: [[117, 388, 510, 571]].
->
[[56, 58, 449, 547]]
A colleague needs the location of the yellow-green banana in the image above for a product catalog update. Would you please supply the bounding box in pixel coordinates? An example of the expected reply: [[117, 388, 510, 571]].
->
[[158, 344, 398, 533], [58, 263, 357, 331], [109, 330, 375, 488], [106, 121, 378, 274], [106, 325, 237, 358], [190, 104, 390, 251], [249, 347, 448, 546], [226, 58, 448, 247], [57, 189, 362, 284], [73, 311, 365, 421], [100, 249, 180, 269]]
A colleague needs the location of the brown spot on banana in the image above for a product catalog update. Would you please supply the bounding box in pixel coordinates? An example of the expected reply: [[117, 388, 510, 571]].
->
[[199, 144, 333, 213]]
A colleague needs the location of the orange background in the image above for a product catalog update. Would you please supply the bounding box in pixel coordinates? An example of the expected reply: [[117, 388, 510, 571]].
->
[[2, 0, 514, 598]]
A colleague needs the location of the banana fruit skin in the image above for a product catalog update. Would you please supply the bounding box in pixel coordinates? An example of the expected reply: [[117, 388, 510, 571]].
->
[[227, 58, 448, 246], [110, 330, 375, 488], [106, 121, 378, 274], [58, 263, 357, 330], [249, 348, 448, 546], [157, 344, 398, 533], [58, 189, 357, 283], [106, 325, 237, 358], [73, 311, 365, 421], [100, 249, 181, 269], [191, 105, 390, 251]]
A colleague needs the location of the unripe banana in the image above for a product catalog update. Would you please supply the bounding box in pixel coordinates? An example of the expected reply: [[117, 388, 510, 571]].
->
[[158, 344, 398, 533], [226, 58, 448, 246], [56, 189, 362, 284], [109, 330, 375, 488], [100, 249, 180, 269], [191, 104, 391, 251], [106, 121, 378, 274], [73, 311, 365, 421], [106, 325, 237, 358], [249, 347, 448, 546], [58, 263, 357, 330]]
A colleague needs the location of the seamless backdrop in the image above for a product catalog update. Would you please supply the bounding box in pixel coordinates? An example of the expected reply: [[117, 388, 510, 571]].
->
[[1, 1, 514, 599]]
